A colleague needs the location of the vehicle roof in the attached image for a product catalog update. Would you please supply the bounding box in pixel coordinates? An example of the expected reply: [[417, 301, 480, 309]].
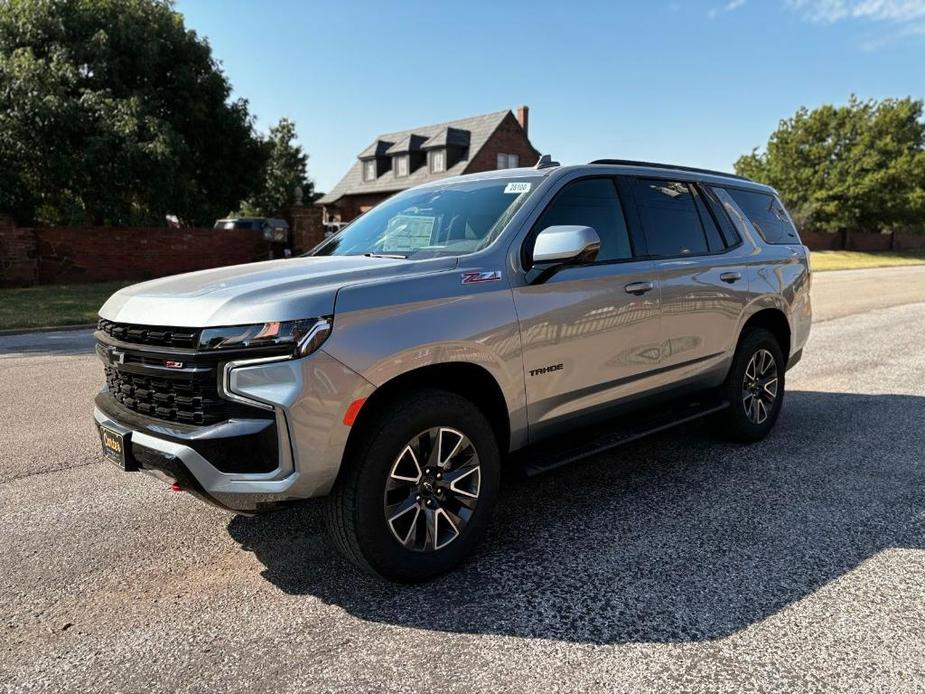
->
[[583, 161, 775, 193], [425, 161, 776, 195]]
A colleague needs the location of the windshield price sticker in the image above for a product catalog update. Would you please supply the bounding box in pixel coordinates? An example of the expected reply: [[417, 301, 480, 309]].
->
[[504, 182, 532, 194]]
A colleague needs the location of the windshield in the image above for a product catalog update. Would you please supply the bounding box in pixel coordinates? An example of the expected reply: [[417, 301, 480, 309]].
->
[[312, 176, 542, 259]]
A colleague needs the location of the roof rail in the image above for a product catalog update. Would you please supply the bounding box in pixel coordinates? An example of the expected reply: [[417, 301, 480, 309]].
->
[[589, 159, 752, 182]]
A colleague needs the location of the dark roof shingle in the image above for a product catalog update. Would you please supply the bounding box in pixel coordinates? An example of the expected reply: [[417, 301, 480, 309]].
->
[[422, 127, 471, 149], [357, 139, 394, 158], [317, 109, 511, 205], [384, 133, 429, 155]]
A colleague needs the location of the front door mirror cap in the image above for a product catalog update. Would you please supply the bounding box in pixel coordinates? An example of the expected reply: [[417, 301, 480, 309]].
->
[[532, 225, 601, 266]]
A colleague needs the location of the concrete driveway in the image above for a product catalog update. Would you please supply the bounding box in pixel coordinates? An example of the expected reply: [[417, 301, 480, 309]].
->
[[2, 266, 924, 692]]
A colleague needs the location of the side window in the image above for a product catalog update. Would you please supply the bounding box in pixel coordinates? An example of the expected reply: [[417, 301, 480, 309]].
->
[[701, 186, 742, 247], [692, 187, 725, 252], [532, 178, 633, 263], [725, 188, 800, 244], [632, 179, 708, 257]]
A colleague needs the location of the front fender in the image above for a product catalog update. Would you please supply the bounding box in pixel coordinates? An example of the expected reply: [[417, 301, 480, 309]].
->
[[323, 270, 527, 449]]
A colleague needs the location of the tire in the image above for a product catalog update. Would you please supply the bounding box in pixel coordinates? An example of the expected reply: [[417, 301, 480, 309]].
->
[[715, 328, 786, 442], [323, 388, 500, 582]]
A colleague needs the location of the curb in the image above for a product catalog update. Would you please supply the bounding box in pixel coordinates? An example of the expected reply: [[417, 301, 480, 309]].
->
[[0, 323, 96, 337]]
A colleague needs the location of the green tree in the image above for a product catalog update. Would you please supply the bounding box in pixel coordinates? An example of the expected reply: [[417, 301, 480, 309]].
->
[[239, 118, 314, 217], [735, 96, 925, 232], [0, 0, 266, 226]]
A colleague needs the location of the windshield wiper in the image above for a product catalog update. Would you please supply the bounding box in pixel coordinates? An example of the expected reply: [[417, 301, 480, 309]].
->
[[363, 252, 407, 259]]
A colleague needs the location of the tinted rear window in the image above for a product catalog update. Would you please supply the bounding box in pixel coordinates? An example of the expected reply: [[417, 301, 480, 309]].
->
[[726, 189, 799, 244], [633, 179, 708, 257]]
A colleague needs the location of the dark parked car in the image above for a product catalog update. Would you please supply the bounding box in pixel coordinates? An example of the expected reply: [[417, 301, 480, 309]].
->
[[213, 217, 289, 243]]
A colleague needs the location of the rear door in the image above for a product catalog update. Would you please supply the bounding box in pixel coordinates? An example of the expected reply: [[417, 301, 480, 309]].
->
[[628, 177, 750, 379], [512, 177, 661, 432]]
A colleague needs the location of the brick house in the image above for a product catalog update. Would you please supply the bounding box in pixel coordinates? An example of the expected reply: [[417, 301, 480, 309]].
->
[[317, 106, 539, 223]]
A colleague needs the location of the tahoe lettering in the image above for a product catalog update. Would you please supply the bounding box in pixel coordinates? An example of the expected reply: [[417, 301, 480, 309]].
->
[[530, 363, 564, 377]]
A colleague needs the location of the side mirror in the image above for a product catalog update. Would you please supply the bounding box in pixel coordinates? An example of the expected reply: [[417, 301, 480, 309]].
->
[[532, 225, 601, 266]]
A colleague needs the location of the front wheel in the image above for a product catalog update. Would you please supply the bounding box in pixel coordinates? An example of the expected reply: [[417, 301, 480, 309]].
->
[[715, 328, 785, 442], [323, 389, 500, 582]]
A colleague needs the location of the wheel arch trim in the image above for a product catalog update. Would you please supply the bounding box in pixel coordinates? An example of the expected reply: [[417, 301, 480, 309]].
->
[[737, 299, 793, 359], [343, 360, 520, 468]]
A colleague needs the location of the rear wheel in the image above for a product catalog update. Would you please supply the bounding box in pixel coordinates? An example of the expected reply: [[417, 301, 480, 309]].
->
[[323, 389, 500, 582], [715, 328, 785, 442]]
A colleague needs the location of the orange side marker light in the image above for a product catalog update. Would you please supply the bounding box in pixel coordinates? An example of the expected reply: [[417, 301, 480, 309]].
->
[[343, 398, 367, 427]]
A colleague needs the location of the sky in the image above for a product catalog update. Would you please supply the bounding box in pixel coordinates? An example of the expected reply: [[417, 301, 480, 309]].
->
[[175, 0, 925, 193]]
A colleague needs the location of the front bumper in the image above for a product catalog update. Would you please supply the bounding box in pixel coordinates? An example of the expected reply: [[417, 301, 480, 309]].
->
[[95, 349, 375, 513]]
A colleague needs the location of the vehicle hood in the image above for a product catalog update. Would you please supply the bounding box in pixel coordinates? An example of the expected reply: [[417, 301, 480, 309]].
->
[[99, 255, 458, 327]]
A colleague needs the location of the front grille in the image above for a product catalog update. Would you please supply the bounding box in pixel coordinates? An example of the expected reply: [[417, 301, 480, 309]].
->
[[98, 318, 200, 349], [104, 364, 232, 425], [98, 319, 281, 427]]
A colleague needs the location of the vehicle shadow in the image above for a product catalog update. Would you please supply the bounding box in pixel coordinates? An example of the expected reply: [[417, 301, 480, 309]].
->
[[226, 390, 925, 644]]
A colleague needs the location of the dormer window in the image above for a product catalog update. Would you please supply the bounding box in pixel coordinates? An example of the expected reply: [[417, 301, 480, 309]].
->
[[358, 139, 394, 182], [430, 149, 446, 173], [395, 154, 409, 177], [363, 159, 377, 181], [385, 134, 426, 177], [422, 127, 468, 173]]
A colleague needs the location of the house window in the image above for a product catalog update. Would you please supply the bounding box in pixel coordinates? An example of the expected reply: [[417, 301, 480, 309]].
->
[[497, 153, 520, 169], [430, 149, 446, 173], [395, 155, 409, 177], [363, 159, 377, 181]]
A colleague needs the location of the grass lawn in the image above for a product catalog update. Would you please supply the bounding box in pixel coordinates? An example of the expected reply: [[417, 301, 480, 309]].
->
[[0, 281, 130, 331], [811, 249, 925, 272]]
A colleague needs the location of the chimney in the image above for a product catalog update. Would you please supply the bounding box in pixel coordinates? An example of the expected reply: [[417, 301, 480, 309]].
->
[[516, 105, 529, 137]]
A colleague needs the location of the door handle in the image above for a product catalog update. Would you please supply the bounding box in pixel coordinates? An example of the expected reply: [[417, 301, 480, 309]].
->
[[624, 280, 655, 296], [720, 272, 742, 284]]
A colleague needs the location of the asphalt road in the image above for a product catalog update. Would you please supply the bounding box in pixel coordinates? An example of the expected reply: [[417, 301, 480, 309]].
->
[[2, 266, 924, 693]]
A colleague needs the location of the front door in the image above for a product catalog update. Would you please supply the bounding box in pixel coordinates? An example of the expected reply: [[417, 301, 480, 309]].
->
[[512, 177, 661, 434]]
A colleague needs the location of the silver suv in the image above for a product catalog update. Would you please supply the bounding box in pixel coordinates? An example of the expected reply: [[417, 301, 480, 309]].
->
[[94, 159, 812, 581]]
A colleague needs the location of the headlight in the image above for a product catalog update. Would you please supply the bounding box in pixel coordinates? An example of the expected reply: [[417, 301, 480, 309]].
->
[[198, 317, 332, 357]]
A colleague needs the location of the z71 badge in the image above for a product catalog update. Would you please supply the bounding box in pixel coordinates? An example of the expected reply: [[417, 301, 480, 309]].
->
[[461, 270, 502, 285]]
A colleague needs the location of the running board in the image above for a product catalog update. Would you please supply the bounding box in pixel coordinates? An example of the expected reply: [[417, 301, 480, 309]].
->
[[515, 398, 729, 477]]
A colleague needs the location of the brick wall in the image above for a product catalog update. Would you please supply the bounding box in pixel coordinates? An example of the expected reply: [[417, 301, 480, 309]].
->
[[892, 232, 925, 251], [845, 232, 893, 252], [465, 111, 540, 173], [0, 222, 266, 287], [799, 230, 844, 251], [800, 230, 925, 252], [0, 215, 38, 285], [285, 204, 327, 253], [4, 216, 923, 288]]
